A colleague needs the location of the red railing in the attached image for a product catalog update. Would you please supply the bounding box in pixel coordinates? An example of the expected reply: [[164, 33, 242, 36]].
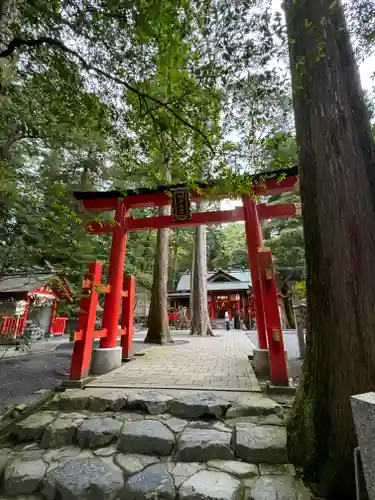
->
[[0, 316, 24, 337], [50, 317, 68, 336]]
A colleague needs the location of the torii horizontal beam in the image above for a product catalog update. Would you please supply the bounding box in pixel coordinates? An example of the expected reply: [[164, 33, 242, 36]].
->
[[73, 167, 299, 213], [87, 202, 298, 234]]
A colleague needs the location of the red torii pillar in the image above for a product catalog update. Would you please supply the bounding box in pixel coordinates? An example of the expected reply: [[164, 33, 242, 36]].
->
[[242, 195, 267, 349], [100, 200, 128, 350], [258, 249, 288, 384]]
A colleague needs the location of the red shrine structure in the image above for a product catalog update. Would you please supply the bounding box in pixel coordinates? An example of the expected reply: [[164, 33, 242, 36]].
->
[[0, 271, 72, 341], [71, 166, 299, 385], [169, 269, 252, 320], [169, 268, 286, 325]]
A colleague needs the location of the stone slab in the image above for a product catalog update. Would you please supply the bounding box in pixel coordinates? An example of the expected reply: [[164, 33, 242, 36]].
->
[[234, 423, 287, 464], [118, 419, 175, 456], [179, 470, 243, 500], [3, 459, 47, 496], [88, 391, 127, 412], [259, 463, 296, 476], [13, 412, 57, 441], [171, 462, 206, 487], [76, 417, 123, 449], [114, 453, 159, 477], [42, 457, 124, 499], [126, 390, 174, 414], [250, 474, 312, 500], [50, 391, 92, 411], [226, 394, 282, 418], [170, 392, 230, 419], [351, 392, 375, 500], [207, 460, 259, 478], [43, 446, 81, 464], [40, 417, 79, 448], [176, 426, 233, 462], [122, 463, 175, 500]]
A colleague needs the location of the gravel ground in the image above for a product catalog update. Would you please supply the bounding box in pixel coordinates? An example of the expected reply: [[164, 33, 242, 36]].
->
[[0, 330, 192, 411], [0, 351, 72, 410]]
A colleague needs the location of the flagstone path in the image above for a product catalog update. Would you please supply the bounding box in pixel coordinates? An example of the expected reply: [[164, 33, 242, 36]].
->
[[87, 330, 259, 392]]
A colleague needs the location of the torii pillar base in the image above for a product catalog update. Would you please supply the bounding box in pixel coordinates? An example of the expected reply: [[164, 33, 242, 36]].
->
[[253, 349, 270, 377], [90, 347, 122, 376]]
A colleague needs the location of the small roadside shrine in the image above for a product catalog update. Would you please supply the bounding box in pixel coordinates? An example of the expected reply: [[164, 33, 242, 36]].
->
[[69, 166, 299, 386], [0, 271, 72, 341]]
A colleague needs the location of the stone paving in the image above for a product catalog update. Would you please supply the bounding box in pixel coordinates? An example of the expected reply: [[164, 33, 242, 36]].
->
[[87, 330, 260, 392], [0, 388, 312, 499]]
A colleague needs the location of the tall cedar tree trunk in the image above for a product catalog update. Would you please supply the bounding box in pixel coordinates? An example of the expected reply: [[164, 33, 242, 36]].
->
[[285, 1, 375, 497], [145, 146, 172, 344], [190, 224, 213, 336]]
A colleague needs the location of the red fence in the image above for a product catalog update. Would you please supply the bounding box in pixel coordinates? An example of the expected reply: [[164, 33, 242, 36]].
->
[[0, 316, 24, 337], [50, 317, 68, 336]]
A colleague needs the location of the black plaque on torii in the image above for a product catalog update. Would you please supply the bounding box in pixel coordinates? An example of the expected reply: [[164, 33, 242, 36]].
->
[[171, 188, 192, 221]]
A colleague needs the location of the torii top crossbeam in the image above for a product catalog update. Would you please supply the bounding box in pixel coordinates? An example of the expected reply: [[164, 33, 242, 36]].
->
[[73, 166, 299, 234]]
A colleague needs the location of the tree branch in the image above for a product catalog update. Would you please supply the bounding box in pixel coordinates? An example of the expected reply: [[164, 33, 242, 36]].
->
[[0, 37, 214, 153]]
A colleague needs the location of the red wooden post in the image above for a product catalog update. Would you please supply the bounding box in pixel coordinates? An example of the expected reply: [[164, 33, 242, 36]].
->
[[258, 249, 288, 385], [100, 201, 128, 349], [121, 275, 135, 360], [70, 262, 102, 380], [211, 295, 215, 320], [19, 298, 30, 334], [242, 195, 268, 349]]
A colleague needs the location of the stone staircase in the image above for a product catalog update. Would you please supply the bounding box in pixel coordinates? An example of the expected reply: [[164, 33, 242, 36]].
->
[[0, 388, 312, 499]]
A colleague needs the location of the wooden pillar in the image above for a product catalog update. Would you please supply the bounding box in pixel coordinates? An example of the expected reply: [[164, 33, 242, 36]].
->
[[20, 297, 30, 334], [242, 195, 267, 349], [258, 249, 288, 385], [121, 275, 135, 360], [70, 262, 102, 380], [100, 201, 128, 349], [211, 294, 215, 320]]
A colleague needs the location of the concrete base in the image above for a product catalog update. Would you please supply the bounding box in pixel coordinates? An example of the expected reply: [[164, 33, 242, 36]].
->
[[90, 347, 122, 376], [253, 349, 270, 377], [60, 378, 94, 389], [351, 392, 375, 500]]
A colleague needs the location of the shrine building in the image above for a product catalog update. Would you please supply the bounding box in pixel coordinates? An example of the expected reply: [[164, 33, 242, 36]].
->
[[169, 268, 252, 320]]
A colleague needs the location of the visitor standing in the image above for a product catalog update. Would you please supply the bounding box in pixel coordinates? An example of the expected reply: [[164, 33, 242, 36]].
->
[[224, 310, 230, 331], [233, 310, 241, 331]]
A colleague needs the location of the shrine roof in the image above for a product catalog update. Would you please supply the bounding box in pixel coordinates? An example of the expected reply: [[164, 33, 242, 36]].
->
[[0, 272, 73, 299], [73, 165, 298, 202], [176, 269, 251, 293]]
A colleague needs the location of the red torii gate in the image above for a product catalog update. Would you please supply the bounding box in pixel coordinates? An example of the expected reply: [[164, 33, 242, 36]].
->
[[72, 167, 299, 385]]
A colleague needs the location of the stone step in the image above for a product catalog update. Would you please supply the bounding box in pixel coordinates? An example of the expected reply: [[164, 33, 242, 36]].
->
[[0, 443, 312, 499], [46, 388, 283, 419], [11, 409, 288, 464], [0, 389, 312, 499]]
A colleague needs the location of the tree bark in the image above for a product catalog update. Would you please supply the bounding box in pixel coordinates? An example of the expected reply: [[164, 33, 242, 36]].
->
[[144, 139, 172, 345], [284, 0, 375, 498], [190, 224, 213, 336], [144, 204, 173, 344]]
